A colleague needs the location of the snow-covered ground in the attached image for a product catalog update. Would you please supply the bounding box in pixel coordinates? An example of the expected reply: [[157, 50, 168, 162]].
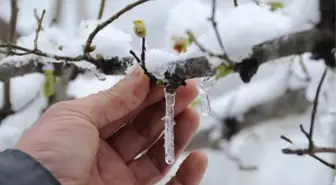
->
[[0, 0, 334, 184]]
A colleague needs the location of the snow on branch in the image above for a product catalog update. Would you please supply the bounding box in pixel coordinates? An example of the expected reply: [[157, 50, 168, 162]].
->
[[0, 0, 334, 86], [249, 28, 335, 67], [0, 54, 215, 82]]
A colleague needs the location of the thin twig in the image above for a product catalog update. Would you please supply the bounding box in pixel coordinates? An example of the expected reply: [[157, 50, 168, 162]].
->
[[7, 0, 18, 55], [129, 49, 153, 80], [141, 37, 146, 67], [282, 147, 336, 155], [208, 0, 232, 65], [281, 67, 333, 169], [0, 43, 87, 61], [0, 0, 17, 125], [97, 0, 106, 19], [84, 0, 151, 56], [233, 0, 238, 7], [186, 31, 227, 66], [34, 9, 46, 50], [280, 135, 293, 144], [299, 124, 310, 140], [310, 154, 335, 169], [308, 67, 327, 149]]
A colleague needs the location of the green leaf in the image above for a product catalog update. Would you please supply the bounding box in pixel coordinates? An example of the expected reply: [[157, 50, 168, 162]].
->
[[216, 65, 233, 80], [96, 53, 104, 60], [88, 45, 96, 52], [269, 1, 284, 11], [190, 98, 200, 107], [43, 70, 56, 98]]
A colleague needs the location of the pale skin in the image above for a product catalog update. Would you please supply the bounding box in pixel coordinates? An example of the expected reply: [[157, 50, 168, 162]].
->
[[15, 64, 208, 185]]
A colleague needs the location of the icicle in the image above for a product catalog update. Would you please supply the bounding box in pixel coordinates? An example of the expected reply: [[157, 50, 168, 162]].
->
[[198, 76, 216, 116], [162, 88, 176, 164]]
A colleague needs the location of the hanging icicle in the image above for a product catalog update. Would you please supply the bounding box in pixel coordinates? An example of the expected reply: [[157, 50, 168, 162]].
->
[[162, 87, 176, 164], [198, 76, 216, 116]]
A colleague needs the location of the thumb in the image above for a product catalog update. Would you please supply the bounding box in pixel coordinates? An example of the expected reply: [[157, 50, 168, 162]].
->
[[79, 64, 150, 128]]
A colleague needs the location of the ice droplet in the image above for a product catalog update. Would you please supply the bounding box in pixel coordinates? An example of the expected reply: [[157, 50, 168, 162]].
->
[[162, 88, 176, 165], [198, 76, 216, 116]]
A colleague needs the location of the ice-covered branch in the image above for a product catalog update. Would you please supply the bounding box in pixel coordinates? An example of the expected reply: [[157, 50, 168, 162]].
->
[[0, 54, 216, 82]]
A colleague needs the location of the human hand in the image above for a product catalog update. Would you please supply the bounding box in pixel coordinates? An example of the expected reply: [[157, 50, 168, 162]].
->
[[15, 65, 207, 185]]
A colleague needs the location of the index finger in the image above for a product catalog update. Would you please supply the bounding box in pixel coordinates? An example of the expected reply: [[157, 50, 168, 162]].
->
[[78, 64, 150, 128]]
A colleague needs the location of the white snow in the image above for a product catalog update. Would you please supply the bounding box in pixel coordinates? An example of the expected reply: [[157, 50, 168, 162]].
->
[[164, 0, 223, 54]]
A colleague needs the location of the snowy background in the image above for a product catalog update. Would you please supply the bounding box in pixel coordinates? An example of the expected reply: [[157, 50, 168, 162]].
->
[[0, 0, 335, 184]]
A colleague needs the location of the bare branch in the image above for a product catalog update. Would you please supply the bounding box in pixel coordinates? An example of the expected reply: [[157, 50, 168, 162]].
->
[[282, 147, 336, 155], [186, 31, 226, 62], [209, 0, 225, 54], [307, 67, 327, 149], [280, 68, 334, 169], [0, 0, 18, 124], [7, 0, 18, 54], [233, 0, 238, 7], [249, 29, 335, 66], [34, 9, 46, 50], [188, 0, 233, 66], [97, 0, 106, 19]]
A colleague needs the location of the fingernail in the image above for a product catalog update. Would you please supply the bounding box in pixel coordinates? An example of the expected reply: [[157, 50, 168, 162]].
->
[[126, 63, 142, 77]]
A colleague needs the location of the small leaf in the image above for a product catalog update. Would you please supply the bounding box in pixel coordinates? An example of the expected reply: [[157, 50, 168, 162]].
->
[[156, 80, 163, 85], [43, 70, 56, 98], [96, 53, 104, 60], [88, 45, 96, 52], [268, 1, 284, 11], [191, 98, 200, 107], [57, 45, 63, 51], [133, 20, 147, 38], [216, 65, 233, 80]]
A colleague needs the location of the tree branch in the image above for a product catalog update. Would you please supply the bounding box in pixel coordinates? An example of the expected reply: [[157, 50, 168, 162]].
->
[[33, 9, 46, 50], [282, 147, 336, 155], [0, 0, 18, 124], [0, 55, 215, 81], [233, 0, 238, 7], [7, 0, 18, 54], [307, 67, 327, 149], [248, 28, 335, 67], [97, 0, 106, 19]]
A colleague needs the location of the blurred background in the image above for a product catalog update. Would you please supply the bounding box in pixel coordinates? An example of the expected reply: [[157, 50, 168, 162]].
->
[[0, 0, 335, 184]]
